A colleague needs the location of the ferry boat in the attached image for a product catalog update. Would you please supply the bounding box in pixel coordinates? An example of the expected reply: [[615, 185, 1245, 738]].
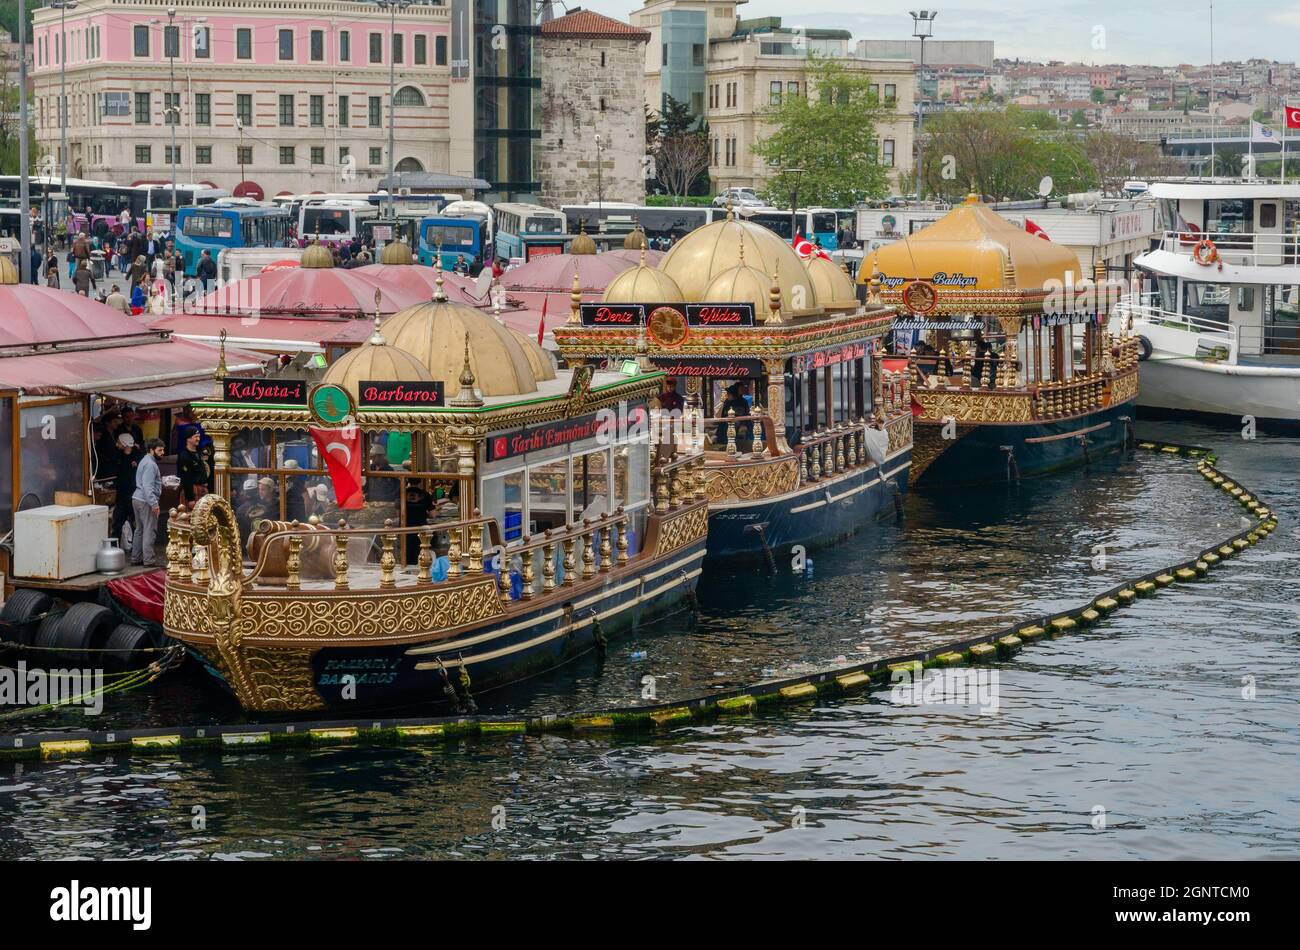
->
[[162, 280, 708, 713], [1114, 180, 1300, 425], [552, 210, 914, 562], [861, 195, 1141, 486]]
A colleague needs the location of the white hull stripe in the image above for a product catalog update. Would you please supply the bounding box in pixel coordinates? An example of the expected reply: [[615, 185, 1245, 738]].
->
[[789, 461, 911, 513], [405, 546, 705, 657], [414, 566, 705, 668]]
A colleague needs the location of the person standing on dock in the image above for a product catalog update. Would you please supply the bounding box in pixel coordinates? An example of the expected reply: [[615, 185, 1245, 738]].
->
[[130, 439, 166, 567]]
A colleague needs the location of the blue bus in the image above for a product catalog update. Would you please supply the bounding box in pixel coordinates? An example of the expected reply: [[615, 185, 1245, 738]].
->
[[176, 204, 292, 275], [739, 208, 843, 249], [418, 214, 488, 270]]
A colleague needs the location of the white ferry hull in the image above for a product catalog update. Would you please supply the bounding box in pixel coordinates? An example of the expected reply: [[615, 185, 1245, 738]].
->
[[1138, 355, 1300, 425]]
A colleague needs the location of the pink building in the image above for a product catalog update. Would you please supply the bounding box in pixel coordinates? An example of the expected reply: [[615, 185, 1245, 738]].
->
[[31, 0, 474, 196]]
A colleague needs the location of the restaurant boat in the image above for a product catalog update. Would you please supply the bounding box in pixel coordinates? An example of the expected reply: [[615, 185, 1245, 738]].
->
[[1114, 179, 1300, 425], [163, 281, 708, 713], [862, 195, 1141, 486], [553, 210, 913, 561]]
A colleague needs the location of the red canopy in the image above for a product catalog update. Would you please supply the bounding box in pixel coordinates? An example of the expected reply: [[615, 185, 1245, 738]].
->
[[0, 284, 150, 347], [499, 252, 633, 293], [187, 267, 424, 318], [233, 180, 265, 200], [354, 263, 489, 307]]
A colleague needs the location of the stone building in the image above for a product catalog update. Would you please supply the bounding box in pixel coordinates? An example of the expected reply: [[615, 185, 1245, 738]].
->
[[535, 9, 649, 208]]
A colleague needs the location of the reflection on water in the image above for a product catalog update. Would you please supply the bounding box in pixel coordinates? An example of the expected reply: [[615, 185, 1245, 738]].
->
[[1, 421, 1297, 859]]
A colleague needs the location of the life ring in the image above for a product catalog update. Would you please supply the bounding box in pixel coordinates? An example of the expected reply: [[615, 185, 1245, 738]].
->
[[1192, 239, 1219, 266]]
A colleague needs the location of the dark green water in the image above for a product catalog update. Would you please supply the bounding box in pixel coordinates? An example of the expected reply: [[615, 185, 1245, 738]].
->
[[1, 421, 1296, 859]]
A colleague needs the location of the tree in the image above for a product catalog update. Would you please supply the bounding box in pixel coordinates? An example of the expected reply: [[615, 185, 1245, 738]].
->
[[658, 94, 697, 136], [919, 107, 1097, 202], [1208, 148, 1244, 178], [1080, 130, 1179, 195], [1251, 107, 1270, 124], [751, 57, 890, 207], [0, 45, 38, 175], [1070, 109, 1089, 128], [655, 131, 710, 198], [1091, 87, 1106, 104]]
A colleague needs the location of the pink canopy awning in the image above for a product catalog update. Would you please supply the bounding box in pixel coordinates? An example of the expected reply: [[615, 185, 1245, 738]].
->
[[187, 267, 424, 317], [0, 284, 152, 347], [499, 252, 634, 293]]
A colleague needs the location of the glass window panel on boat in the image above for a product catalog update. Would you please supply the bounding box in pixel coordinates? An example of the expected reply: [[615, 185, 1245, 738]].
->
[[1183, 281, 1229, 324], [19, 401, 86, 509], [1263, 284, 1300, 355], [1204, 200, 1252, 246], [225, 426, 461, 563]]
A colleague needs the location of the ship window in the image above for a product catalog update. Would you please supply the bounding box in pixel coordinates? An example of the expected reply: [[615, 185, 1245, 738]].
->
[[574, 448, 611, 521], [1259, 203, 1276, 229], [1182, 281, 1229, 324], [528, 457, 571, 533], [1204, 199, 1250, 236], [481, 468, 526, 542], [19, 401, 86, 511]]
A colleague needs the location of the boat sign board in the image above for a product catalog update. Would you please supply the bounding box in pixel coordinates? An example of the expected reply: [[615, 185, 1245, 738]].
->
[[222, 378, 308, 405], [578, 302, 755, 328], [358, 380, 445, 408], [650, 357, 764, 379]]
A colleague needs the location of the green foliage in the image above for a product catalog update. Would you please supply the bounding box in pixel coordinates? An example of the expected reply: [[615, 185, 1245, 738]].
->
[[1251, 108, 1271, 124], [645, 194, 714, 207], [1091, 87, 1106, 104], [1020, 110, 1060, 130], [1208, 148, 1244, 178], [658, 95, 697, 137], [919, 108, 1099, 201], [751, 57, 891, 207]]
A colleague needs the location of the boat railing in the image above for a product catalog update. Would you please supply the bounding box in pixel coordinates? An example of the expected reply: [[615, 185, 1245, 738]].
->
[[652, 453, 708, 512], [1114, 295, 1242, 361], [795, 421, 873, 482], [699, 411, 779, 459], [168, 505, 645, 599], [1157, 229, 1300, 265]]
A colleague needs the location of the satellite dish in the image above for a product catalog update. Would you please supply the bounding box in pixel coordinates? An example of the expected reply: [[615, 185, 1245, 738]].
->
[[1038, 176, 1054, 198]]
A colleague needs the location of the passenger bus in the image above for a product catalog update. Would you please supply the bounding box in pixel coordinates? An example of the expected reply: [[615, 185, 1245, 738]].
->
[[144, 183, 229, 214], [418, 213, 488, 270], [175, 204, 292, 275], [297, 198, 376, 247], [493, 202, 565, 262], [0, 175, 136, 240], [359, 211, 423, 251], [561, 204, 717, 246], [736, 207, 844, 248]]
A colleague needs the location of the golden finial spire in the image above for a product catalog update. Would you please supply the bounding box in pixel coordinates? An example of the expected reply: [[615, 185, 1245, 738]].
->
[[369, 288, 385, 344], [567, 264, 582, 325], [433, 253, 447, 302], [491, 277, 503, 319], [767, 262, 783, 325], [725, 198, 735, 221], [639, 246, 647, 267], [450, 332, 484, 407], [215, 327, 228, 378], [738, 228, 745, 263]]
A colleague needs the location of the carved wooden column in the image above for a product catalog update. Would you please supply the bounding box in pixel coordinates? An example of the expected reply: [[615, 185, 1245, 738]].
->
[[762, 357, 789, 453]]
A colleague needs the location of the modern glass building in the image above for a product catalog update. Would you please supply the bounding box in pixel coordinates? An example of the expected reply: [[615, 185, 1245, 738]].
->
[[474, 0, 540, 200]]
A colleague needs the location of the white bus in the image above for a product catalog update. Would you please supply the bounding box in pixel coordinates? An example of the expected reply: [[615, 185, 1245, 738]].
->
[[297, 198, 376, 247], [493, 202, 565, 262]]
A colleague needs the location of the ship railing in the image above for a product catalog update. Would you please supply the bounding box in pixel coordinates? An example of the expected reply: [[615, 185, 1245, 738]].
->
[[1114, 296, 1241, 361], [910, 349, 1022, 391], [168, 507, 643, 601], [699, 411, 780, 459], [1029, 372, 1113, 419], [1157, 229, 1300, 265], [793, 421, 873, 483]]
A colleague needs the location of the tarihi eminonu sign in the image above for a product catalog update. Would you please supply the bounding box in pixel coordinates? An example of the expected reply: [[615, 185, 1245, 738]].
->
[[358, 380, 445, 408], [221, 378, 308, 405], [579, 303, 756, 328]]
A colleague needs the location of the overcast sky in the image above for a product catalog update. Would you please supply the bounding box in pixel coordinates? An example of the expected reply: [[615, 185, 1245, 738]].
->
[[577, 0, 1300, 67]]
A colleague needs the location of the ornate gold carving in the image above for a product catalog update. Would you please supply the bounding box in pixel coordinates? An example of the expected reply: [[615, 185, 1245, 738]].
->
[[702, 456, 800, 503], [912, 389, 1034, 423], [654, 504, 709, 556], [239, 647, 324, 712], [1110, 369, 1138, 405], [886, 414, 914, 455]]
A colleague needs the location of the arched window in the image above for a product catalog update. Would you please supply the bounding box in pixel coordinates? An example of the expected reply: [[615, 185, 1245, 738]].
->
[[395, 157, 424, 173], [394, 85, 425, 107]]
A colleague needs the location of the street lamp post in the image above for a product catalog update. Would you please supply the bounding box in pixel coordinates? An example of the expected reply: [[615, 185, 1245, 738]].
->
[[51, 1, 78, 195], [376, 0, 411, 218], [18, 0, 30, 282], [785, 166, 805, 240], [150, 7, 181, 211], [910, 10, 937, 206]]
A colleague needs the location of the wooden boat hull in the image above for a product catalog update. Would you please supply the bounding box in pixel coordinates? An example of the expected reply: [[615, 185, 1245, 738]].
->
[[183, 535, 706, 712], [911, 397, 1137, 487], [705, 448, 912, 560]]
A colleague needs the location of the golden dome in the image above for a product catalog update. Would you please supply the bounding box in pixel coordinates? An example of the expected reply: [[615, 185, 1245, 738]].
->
[[0, 255, 18, 285], [661, 216, 819, 315], [300, 242, 334, 268], [570, 228, 597, 255], [321, 318, 433, 402], [804, 254, 859, 311], [623, 226, 647, 250], [508, 328, 559, 381], [703, 262, 773, 317], [603, 251, 685, 303], [382, 275, 539, 398], [379, 239, 413, 265]]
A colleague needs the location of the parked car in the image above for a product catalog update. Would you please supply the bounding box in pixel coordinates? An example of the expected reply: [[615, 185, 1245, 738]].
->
[[712, 188, 765, 209]]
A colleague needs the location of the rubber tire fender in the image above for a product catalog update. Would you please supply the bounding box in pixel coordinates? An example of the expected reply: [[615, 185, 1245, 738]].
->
[[1, 589, 55, 647]]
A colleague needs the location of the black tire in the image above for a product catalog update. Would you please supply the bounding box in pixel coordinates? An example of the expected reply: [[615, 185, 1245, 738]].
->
[[50, 603, 119, 668], [32, 611, 71, 662], [104, 623, 152, 672], [1137, 335, 1153, 361], [1, 589, 54, 647]]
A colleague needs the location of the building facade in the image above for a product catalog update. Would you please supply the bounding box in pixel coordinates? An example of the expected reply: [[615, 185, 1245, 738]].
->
[[30, 0, 472, 197], [534, 10, 649, 208], [632, 2, 916, 195]]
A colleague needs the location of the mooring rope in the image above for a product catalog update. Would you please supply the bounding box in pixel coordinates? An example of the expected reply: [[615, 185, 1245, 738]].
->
[[0, 440, 1277, 758], [0, 646, 186, 723]]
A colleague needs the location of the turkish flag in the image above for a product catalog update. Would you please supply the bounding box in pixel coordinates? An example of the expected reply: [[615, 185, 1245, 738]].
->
[[1025, 218, 1051, 241], [538, 295, 548, 346], [1286, 105, 1300, 130], [310, 427, 364, 509]]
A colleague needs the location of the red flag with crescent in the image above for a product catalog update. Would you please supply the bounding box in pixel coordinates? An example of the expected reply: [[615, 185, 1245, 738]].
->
[[310, 426, 364, 509], [1286, 105, 1300, 130]]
